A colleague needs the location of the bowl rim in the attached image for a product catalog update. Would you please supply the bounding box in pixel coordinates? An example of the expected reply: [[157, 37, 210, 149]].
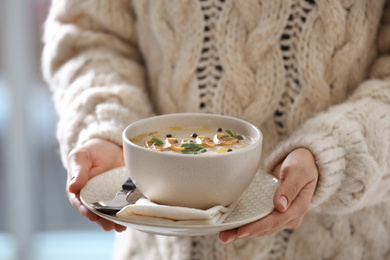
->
[[122, 113, 263, 158]]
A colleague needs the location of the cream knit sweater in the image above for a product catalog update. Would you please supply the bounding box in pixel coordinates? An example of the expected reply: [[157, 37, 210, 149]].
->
[[43, 0, 390, 259]]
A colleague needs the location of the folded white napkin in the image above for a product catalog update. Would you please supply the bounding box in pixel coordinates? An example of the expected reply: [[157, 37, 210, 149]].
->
[[117, 198, 239, 225]]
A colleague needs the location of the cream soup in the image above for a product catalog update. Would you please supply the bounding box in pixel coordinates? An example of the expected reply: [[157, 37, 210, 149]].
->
[[131, 126, 253, 154]]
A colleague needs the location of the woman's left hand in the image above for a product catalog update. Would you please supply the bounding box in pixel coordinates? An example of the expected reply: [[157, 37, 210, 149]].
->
[[219, 148, 319, 244]]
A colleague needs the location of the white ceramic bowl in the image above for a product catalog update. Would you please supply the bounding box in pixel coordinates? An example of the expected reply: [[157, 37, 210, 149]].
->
[[122, 113, 263, 209]]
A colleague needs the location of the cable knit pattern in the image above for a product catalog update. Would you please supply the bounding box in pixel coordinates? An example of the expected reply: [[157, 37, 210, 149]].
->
[[42, 0, 155, 165], [43, 0, 390, 259]]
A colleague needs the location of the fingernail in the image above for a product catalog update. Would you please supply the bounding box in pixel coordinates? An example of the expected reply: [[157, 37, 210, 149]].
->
[[222, 235, 236, 244], [280, 195, 288, 210], [238, 232, 250, 239]]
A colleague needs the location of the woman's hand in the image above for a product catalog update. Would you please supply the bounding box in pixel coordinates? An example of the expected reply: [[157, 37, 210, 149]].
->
[[219, 148, 318, 243], [66, 138, 127, 232]]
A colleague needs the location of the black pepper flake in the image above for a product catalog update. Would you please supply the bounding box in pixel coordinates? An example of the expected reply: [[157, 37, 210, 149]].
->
[[217, 128, 222, 132], [166, 134, 172, 138], [191, 133, 198, 138], [227, 149, 233, 152]]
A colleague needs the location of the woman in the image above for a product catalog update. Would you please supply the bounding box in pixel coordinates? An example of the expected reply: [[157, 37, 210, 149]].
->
[[42, 0, 390, 259]]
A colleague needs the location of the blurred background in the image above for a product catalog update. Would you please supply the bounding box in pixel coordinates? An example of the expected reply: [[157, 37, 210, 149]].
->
[[0, 1, 115, 259]]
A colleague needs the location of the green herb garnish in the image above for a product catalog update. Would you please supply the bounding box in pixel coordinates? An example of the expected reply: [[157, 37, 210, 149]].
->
[[180, 142, 207, 154], [148, 133, 164, 145], [225, 129, 244, 140]]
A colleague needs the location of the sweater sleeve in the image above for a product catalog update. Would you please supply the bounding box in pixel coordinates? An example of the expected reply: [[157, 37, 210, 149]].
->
[[264, 3, 390, 214], [42, 0, 155, 167]]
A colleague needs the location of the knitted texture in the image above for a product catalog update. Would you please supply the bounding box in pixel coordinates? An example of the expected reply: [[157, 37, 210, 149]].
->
[[43, 0, 390, 259]]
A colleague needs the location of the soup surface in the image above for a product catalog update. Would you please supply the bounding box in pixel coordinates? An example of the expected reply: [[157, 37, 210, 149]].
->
[[131, 126, 253, 154]]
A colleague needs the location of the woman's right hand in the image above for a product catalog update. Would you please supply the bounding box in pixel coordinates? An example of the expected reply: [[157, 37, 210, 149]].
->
[[66, 138, 127, 232]]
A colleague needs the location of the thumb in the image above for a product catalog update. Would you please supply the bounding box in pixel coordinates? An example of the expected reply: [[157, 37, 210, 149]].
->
[[67, 149, 91, 194], [272, 162, 289, 212], [272, 148, 318, 213], [273, 171, 304, 213]]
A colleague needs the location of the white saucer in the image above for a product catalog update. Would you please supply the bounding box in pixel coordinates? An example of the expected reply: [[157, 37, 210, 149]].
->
[[80, 167, 280, 236]]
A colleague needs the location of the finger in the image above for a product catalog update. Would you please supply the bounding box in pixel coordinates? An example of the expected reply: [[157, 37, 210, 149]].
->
[[68, 189, 121, 231], [286, 176, 317, 217], [245, 181, 315, 237], [95, 216, 128, 232], [96, 217, 117, 231], [272, 162, 290, 212], [273, 166, 313, 212], [272, 162, 283, 180], [115, 224, 127, 233], [219, 229, 238, 244], [234, 198, 307, 240], [66, 190, 99, 222], [221, 179, 316, 242], [254, 187, 313, 237], [67, 189, 126, 232], [234, 210, 288, 239], [237, 216, 301, 240], [67, 149, 91, 194]]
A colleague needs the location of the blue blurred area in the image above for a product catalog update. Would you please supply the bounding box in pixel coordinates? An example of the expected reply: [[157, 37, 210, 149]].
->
[[0, 78, 10, 135], [0, 231, 115, 260], [0, 1, 116, 259]]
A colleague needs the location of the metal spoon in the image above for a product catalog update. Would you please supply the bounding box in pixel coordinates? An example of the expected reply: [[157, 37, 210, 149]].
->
[[92, 178, 136, 215]]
